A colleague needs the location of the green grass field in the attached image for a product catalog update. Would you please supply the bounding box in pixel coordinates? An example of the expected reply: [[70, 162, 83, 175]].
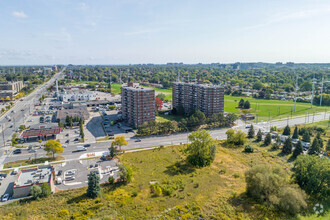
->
[[224, 95, 328, 121]]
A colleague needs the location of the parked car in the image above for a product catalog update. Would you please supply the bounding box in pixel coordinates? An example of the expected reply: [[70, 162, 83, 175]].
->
[[84, 144, 91, 147], [13, 149, 22, 154], [65, 140, 70, 144], [135, 139, 141, 142], [66, 170, 76, 176], [57, 170, 63, 176], [62, 145, 67, 148], [74, 138, 79, 142], [65, 176, 75, 181], [1, 194, 9, 202]]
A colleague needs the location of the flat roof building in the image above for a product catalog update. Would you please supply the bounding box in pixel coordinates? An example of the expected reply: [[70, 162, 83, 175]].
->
[[58, 89, 96, 102], [13, 165, 55, 198], [0, 81, 24, 99], [172, 82, 224, 117], [21, 126, 61, 142], [121, 82, 155, 128]]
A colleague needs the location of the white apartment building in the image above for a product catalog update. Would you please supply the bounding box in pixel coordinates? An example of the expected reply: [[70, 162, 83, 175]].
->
[[58, 90, 96, 102]]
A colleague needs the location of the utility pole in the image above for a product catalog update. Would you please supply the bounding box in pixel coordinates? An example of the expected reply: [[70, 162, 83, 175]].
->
[[256, 113, 259, 124], [287, 116, 289, 125], [294, 74, 298, 111], [319, 76, 324, 106], [312, 112, 315, 123], [291, 107, 293, 118], [311, 75, 315, 109]]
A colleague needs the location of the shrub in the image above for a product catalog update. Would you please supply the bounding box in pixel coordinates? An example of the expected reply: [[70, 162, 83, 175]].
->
[[150, 184, 162, 197], [244, 145, 254, 153], [245, 165, 306, 216], [233, 173, 240, 178], [58, 209, 69, 217], [132, 191, 139, 197]]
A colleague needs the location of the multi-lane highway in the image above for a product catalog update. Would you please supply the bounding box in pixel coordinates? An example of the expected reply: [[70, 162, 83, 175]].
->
[[3, 112, 329, 165], [0, 67, 66, 148]]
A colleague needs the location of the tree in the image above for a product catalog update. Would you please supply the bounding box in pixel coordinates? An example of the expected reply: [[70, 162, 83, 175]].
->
[[156, 93, 166, 101], [282, 125, 291, 136], [109, 145, 116, 158], [30, 185, 42, 200], [118, 163, 133, 183], [302, 131, 310, 142], [316, 132, 323, 149], [41, 183, 51, 197], [79, 118, 84, 140], [327, 139, 330, 152], [264, 133, 271, 146], [256, 129, 262, 142], [238, 99, 245, 108], [187, 129, 216, 167], [293, 155, 329, 203], [308, 138, 321, 156], [292, 126, 299, 139], [155, 97, 163, 111], [111, 136, 128, 151], [282, 137, 292, 155], [247, 125, 255, 138], [108, 176, 115, 185], [86, 172, 100, 198], [226, 129, 247, 147], [44, 140, 63, 159], [292, 141, 303, 159], [253, 81, 263, 90], [243, 100, 250, 109]]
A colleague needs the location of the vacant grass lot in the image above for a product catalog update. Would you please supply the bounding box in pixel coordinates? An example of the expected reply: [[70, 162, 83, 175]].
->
[[2, 140, 327, 219]]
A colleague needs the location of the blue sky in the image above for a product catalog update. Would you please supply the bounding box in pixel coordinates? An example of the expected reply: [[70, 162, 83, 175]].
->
[[1, 0, 330, 65]]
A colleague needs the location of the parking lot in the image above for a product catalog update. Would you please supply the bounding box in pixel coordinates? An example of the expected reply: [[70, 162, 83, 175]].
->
[[54, 158, 118, 190]]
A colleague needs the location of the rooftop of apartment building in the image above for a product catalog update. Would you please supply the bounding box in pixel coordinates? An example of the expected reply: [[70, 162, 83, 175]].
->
[[14, 165, 53, 188], [122, 82, 154, 91], [173, 81, 224, 88], [0, 81, 22, 85]]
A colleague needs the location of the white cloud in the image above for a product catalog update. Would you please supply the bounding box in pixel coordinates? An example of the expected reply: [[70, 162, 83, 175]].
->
[[79, 2, 88, 10], [12, 11, 28, 18], [44, 29, 72, 43], [124, 28, 164, 36], [243, 7, 330, 30]]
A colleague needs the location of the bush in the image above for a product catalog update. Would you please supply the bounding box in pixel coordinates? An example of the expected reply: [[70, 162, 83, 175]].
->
[[118, 163, 133, 183], [245, 165, 306, 216], [226, 129, 247, 147], [58, 209, 70, 217], [244, 145, 254, 153], [150, 184, 162, 197], [132, 191, 139, 197]]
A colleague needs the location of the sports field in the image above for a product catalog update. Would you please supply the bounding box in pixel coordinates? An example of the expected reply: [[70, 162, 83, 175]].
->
[[224, 95, 327, 121]]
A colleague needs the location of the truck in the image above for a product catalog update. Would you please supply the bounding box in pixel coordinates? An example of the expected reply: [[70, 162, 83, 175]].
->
[[77, 146, 86, 151]]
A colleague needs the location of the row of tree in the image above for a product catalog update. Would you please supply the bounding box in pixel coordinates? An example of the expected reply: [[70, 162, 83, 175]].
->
[[137, 111, 238, 136]]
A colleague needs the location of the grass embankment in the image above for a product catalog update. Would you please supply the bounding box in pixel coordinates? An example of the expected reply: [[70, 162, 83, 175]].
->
[[3, 156, 65, 169], [2, 140, 327, 219]]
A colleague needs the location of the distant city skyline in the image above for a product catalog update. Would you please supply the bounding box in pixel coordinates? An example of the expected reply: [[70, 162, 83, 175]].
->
[[1, 0, 330, 65]]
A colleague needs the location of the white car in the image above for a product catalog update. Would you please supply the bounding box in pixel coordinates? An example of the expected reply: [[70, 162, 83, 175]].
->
[[1, 194, 9, 202], [66, 170, 76, 176], [62, 145, 67, 148]]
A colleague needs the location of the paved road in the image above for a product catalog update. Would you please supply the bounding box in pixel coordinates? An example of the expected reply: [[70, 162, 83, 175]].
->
[[0, 67, 66, 155], [2, 112, 329, 165]]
